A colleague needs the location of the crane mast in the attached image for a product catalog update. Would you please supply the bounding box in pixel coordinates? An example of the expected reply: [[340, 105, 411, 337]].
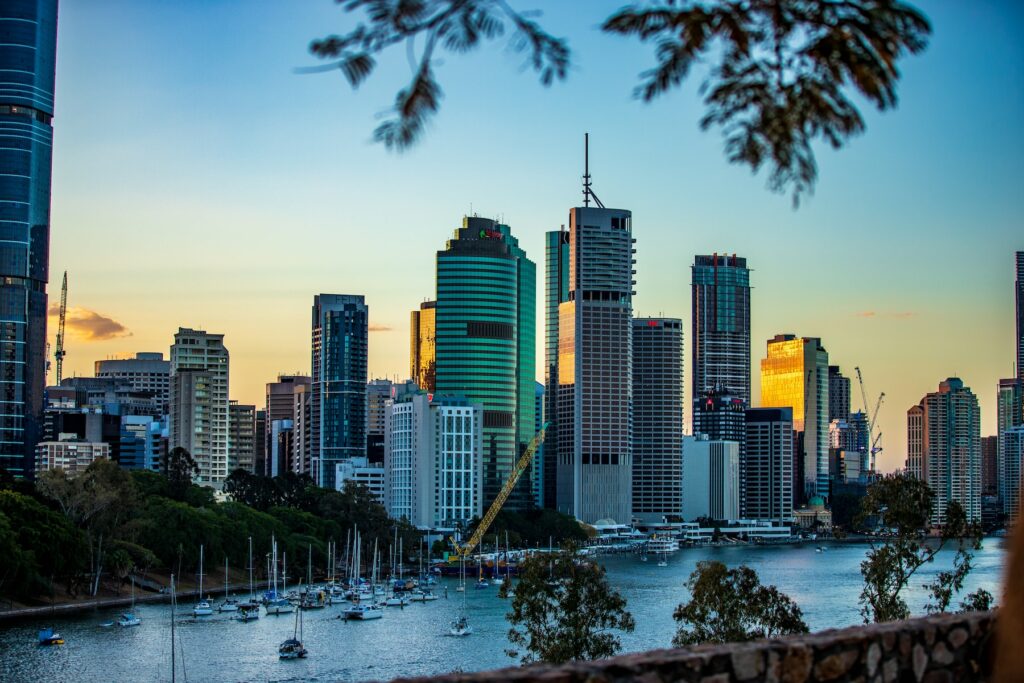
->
[[54, 271, 67, 385], [854, 366, 884, 472]]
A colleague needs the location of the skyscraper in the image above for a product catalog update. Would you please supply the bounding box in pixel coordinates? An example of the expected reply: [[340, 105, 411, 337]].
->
[[744, 407, 795, 523], [981, 435, 998, 498], [761, 334, 830, 501], [828, 365, 851, 423], [1002, 426, 1024, 523], [409, 301, 436, 392], [691, 254, 751, 423], [693, 386, 747, 515], [0, 0, 58, 477], [543, 228, 570, 510], [228, 401, 256, 474], [264, 375, 310, 475], [311, 294, 368, 489], [997, 377, 1023, 512], [556, 204, 635, 524], [1016, 251, 1023, 381], [681, 436, 740, 522], [632, 317, 684, 523], [907, 378, 981, 524], [435, 216, 535, 510], [169, 328, 229, 485]]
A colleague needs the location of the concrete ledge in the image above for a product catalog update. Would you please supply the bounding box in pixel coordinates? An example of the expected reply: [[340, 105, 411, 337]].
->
[[388, 610, 995, 683]]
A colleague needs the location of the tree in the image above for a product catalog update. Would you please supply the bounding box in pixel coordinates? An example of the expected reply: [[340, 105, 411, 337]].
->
[[498, 544, 634, 664], [959, 588, 993, 613], [309, 0, 929, 203], [163, 447, 199, 501], [857, 473, 982, 623], [672, 560, 807, 646]]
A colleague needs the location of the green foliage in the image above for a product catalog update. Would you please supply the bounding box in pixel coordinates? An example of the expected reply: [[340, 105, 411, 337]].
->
[[829, 492, 863, 531], [857, 473, 983, 623], [672, 560, 808, 646], [163, 447, 199, 501], [0, 490, 88, 599], [472, 508, 588, 549], [499, 544, 634, 664], [310, 0, 929, 203], [959, 588, 993, 613]]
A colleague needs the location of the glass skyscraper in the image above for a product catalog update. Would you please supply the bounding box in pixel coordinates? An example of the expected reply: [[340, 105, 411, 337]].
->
[[0, 0, 57, 477], [691, 254, 751, 426], [435, 216, 535, 510], [311, 294, 368, 489], [409, 300, 436, 392], [1016, 251, 1023, 381], [543, 228, 569, 509]]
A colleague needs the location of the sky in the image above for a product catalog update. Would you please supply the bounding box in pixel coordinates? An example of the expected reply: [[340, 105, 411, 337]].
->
[[49, 1, 1023, 472]]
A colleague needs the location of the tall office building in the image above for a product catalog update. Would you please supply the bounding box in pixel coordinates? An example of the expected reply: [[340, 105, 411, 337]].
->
[[0, 0, 58, 477], [907, 378, 981, 524], [681, 436, 740, 522], [367, 378, 418, 465], [383, 393, 483, 528], [254, 410, 266, 474], [691, 254, 751, 424], [169, 328, 229, 485], [631, 317, 684, 523], [533, 381, 545, 508], [311, 294, 368, 489], [828, 366, 851, 423], [1003, 426, 1024, 523], [410, 301, 436, 392], [292, 383, 312, 475], [996, 377, 1023, 509], [95, 353, 171, 410], [744, 407, 795, 523], [981, 435, 998, 498], [693, 386, 747, 516], [761, 334, 830, 501], [435, 216, 535, 510], [264, 375, 310, 475], [543, 228, 570, 510], [556, 204, 635, 524], [228, 401, 256, 473], [1016, 251, 1023, 381]]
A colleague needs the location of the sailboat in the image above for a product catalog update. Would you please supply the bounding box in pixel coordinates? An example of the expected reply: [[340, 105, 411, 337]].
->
[[278, 603, 308, 659], [218, 557, 238, 612], [448, 554, 471, 636], [657, 549, 668, 567], [236, 536, 260, 621], [474, 551, 489, 589], [491, 535, 504, 587], [266, 537, 294, 615], [342, 539, 383, 620], [118, 575, 141, 627], [193, 545, 213, 616]]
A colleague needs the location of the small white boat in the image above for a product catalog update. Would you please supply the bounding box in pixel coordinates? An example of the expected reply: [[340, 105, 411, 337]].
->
[[117, 612, 141, 627], [448, 615, 472, 637], [266, 598, 294, 615], [342, 603, 383, 620], [409, 590, 438, 602], [193, 600, 214, 617], [235, 602, 260, 622], [383, 595, 409, 607]]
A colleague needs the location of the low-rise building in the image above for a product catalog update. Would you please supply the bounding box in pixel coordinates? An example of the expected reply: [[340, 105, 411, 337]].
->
[[36, 437, 110, 475]]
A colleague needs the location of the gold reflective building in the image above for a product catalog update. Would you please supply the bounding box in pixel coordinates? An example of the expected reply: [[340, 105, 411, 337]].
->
[[410, 301, 436, 392]]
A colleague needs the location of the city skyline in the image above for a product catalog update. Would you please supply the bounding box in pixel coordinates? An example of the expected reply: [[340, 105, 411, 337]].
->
[[47, 0, 1023, 472]]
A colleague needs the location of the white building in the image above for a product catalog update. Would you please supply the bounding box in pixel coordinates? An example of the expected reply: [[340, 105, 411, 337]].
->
[[95, 352, 171, 409], [36, 437, 110, 475], [335, 457, 385, 503], [384, 394, 483, 528], [170, 328, 230, 486], [682, 435, 740, 522]]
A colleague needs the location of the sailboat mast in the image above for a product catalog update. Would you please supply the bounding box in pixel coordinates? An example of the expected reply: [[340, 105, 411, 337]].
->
[[248, 536, 253, 600], [198, 545, 204, 599], [170, 573, 176, 683]]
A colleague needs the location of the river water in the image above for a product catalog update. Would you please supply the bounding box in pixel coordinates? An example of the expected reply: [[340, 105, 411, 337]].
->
[[0, 539, 1007, 682]]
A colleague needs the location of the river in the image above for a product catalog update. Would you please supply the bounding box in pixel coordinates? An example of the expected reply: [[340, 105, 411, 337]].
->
[[0, 539, 1007, 682]]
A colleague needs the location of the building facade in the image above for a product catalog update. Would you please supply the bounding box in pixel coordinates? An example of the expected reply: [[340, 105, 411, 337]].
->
[[0, 0, 58, 477], [311, 294, 368, 489], [691, 254, 751, 423], [1002, 426, 1024, 524], [335, 456, 385, 503], [907, 378, 981, 524], [681, 436, 740, 522], [169, 328, 229, 485], [981, 435, 998, 498], [556, 206, 635, 524], [693, 386, 747, 515], [410, 301, 436, 392], [828, 365, 851, 423], [1017, 251, 1023, 382], [119, 415, 163, 472], [631, 317, 684, 523], [543, 228, 570, 510], [744, 407, 795, 523], [760, 334, 829, 501], [228, 401, 256, 473], [435, 216, 535, 511], [264, 375, 310, 475], [36, 438, 109, 476], [95, 353, 171, 411]]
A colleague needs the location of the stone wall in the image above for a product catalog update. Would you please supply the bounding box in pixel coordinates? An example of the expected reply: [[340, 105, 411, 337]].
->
[[390, 610, 995, 683]]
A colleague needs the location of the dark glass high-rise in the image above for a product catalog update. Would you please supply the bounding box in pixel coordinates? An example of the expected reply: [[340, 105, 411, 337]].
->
[[0, 0, 58, 477]]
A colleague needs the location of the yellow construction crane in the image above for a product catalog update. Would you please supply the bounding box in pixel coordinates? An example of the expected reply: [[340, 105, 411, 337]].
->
[[54, 271, 68, 384], [449, 423, 548, 560]]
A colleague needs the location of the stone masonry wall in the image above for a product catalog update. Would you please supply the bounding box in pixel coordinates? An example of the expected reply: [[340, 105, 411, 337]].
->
[[389, 610, 995, 683]]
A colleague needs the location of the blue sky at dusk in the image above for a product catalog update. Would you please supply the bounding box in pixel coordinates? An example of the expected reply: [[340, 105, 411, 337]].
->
[[49, 0, 1024, 471]]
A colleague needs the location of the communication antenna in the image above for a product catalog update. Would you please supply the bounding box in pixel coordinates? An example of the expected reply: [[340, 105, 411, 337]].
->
[[582, 133, 605, 209]]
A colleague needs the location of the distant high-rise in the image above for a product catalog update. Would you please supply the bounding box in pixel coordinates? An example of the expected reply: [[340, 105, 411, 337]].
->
[[533, 381, 545, 508], [981, 435, 998, 498], [997, 377, 1023, 508], [828, 366, 851, 423], [693, 386, 747, 515], [1016, 251, 1023, 381], [0, 0, 58, 477], [228, 401, 256, 474], [254, 410, 266, 474], [691, 254, 751, 422], [367, 378, 418, 465], [311, 294, 368, 489], [264, 375, 310, 476], [1003, 426, 1024, 523], [409, 301, 436, 392], [632, 318, 684, 523], [744, 407, 795, 523], [681, 436, 740, 522], [543, 228, 570, 510], [170, 328, 229, 485], [907, 378, 981, 524], [95, 353, 171, 411], [556, 199, 635, 524], [760, 334, 829, 501], [435, 216, 535, 511]]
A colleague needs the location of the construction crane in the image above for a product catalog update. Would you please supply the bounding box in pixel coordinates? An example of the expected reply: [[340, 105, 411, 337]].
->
[[449, 423, 548, 560], [854, 366, 885, 472], [54, 271, 68, 384]]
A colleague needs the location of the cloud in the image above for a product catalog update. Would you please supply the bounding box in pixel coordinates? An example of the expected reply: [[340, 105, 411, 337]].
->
[[855, 311, 876, 318], [48, 305, 132, 341], [368, 323, 392, 332]]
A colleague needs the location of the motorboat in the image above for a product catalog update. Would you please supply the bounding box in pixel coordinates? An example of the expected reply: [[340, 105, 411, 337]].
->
[[38, 628, 64, 646], [342, 603, 383, 620], [193, 600, 214, 617], [117, 612, 141, 627]]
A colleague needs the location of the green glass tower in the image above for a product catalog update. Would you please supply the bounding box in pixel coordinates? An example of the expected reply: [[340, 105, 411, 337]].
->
[[436, 216, 536, 510]]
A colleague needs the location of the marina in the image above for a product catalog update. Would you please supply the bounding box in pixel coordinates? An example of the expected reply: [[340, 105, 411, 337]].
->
[[0, 539, 1006, 682]]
